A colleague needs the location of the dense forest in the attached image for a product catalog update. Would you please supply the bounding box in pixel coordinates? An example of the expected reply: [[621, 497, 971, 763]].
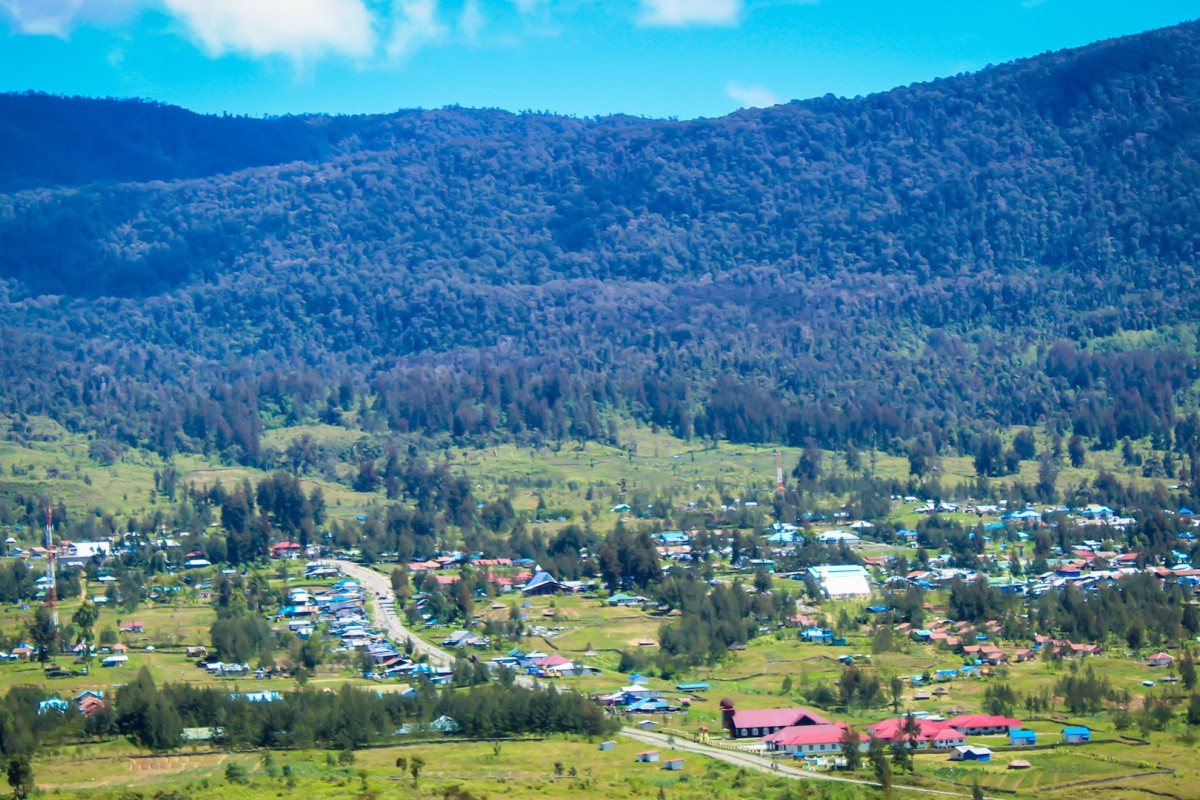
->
[[2, 22, 1200, 466]]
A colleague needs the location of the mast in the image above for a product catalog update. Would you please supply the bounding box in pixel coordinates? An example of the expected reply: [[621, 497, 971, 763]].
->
[[775, 451, 786, 494], [44, 506, 58, 627]]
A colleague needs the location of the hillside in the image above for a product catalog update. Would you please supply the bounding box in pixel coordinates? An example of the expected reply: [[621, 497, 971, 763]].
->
[[2, 21, 1200, 463]]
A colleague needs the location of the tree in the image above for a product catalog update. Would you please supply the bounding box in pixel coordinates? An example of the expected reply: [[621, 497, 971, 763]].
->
[[1182, 651, 1197, 692], [1013, 429, 1037, 461], [840, 726, 862, 771], [72, 600, 98, 641], [1126, 622, 1144, 652], [890, 738, 913, 774], [5, 755, 33, 800], [971, 781, 984, 800], [889, 676, 903, 713], [390, 567, 410, 600], [224, 762, 248, 785], [1068, 435, 1087, 468], [868, 734, 891, 797], [973, 434, 1004, 477], [28, 604, 57, 664], [410, 756, 425, 787], [793, 440, 824, 486], [1187, 694, 1200, 727]]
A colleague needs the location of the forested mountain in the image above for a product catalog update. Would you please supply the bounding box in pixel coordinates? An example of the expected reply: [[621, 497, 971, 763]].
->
[[2, 21, 1200, 463]]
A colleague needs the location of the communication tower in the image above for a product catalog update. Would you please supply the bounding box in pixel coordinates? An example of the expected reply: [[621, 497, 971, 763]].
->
[[44, 507, 58, 627], [775, 451, 786, 494]]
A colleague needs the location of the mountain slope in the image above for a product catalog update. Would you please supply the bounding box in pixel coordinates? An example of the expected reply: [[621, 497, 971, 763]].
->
[[1, 22, 1199, 462]]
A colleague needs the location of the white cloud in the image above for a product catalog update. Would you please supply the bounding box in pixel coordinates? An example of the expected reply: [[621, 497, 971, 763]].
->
[[1, 0, 84, 35], [639, 0, 741, 27], [460, 0, 483, 41], [162, 0, 376, 59], [726, 80, 777, 108], [511, 0, 546, 12], [386, 0, 446, 60]]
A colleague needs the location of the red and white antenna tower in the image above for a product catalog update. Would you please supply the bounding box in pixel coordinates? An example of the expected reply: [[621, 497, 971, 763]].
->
[[775, 451, 786, 494], [44, 506, 58, 628]]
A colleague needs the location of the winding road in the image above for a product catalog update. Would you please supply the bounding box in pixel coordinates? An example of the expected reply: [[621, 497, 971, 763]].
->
[[335, 560, 994, 799]]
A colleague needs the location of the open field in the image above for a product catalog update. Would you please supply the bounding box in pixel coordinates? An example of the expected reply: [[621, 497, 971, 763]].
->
[[32, 736, 832, 800], [1, 412, 1178, 548]]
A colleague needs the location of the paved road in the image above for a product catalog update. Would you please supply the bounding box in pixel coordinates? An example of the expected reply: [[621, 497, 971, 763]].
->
[[334, 560, 455, 667], [619, 728, 1004, 800], [334, 560, 542, 688]]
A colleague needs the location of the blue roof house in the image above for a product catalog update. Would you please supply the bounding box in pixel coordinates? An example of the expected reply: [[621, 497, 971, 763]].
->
[[1009, 730, 1037, 746], [1062, 726, 1090, 743]]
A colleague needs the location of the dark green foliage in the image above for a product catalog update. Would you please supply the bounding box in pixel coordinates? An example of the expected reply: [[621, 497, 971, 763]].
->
[[983, 683, 1017, 716], [5, 754, 32, 799], [10, 675, 615, 759], [26, 605, 57, 664], [1055, 664, 1113, 714], [655, 577, 791, 666], [3, 23, 1200, 463], [0, 563, 35, 604], [840, 726, 861, 771], [837, 665, 885, 710]]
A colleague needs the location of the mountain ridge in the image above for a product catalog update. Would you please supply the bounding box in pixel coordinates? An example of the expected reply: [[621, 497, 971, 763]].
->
[[1, 21, 1199, 463]]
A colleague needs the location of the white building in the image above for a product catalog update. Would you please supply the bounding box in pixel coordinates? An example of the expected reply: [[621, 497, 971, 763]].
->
[[806, 565, 871, 598]]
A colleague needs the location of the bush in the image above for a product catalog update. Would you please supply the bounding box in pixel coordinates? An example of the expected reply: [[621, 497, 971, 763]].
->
[[224, 763, 248, 785]]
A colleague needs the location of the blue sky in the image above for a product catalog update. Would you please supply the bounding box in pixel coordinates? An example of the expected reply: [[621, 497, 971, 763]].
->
[[1, 1, 1197, 119]]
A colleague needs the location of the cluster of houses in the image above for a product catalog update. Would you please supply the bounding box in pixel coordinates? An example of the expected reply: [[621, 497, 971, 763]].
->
[[487, 648, 602, 679], [37, 689, 107, 718], [718, 699, 1091, 765], [595, 674, 688, 714], [402, 556, 596, 598], [273, 571, 456, 684], [883, 618, 1105, 667]]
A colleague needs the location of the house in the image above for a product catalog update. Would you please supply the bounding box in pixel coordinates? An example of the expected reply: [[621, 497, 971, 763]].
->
[[598, 741, 616, 751], [816, 530, 861, 545], [186, 646, 208, 658], [720, 698, 830, 738], [61, 541, 111, 566], [635, 750, 660, 763], [1148, 652, 1174, 667], [77, 695, 108, 718], [1062, 726, 1090, 743], [271, 541, 303, 559], [865, 718, 965, 749], [1009, 730, 1037, 746], [429, 715, 459, 733], [521, 569, 571, 596], [805, 565, 870, 598], [762, 722, 855, 755], [37, 697, 69, 715], [951, 746, 992, 762], [119, 621, 145, 634], [100, 654, 128, 667], [663, 758, 683, 771], [182, 727, 224, 742], [943, 714, 1021, 735]]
